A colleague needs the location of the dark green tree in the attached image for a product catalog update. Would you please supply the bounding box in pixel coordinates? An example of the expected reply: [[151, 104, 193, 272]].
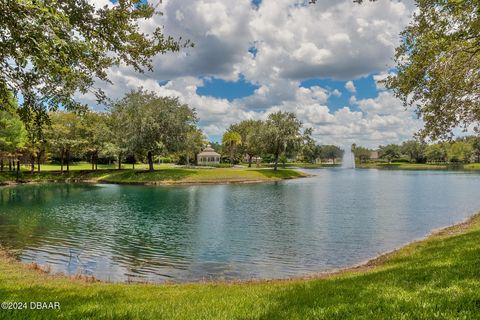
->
[[0, 110, 27, 172], [352, 146, 372, 164], [385, 0, 480, 139], [321, 145, 343, 165], [229, 120, 265, 167], [222, 131, 242, 165], [46, 112, 88, 172], [0, 0, 189, 124], [379, 144, 401, 163], [401, 140, 427, 163], [110, 90, 197, 172], [425, 143, 447, 163], [262, 112, 303, 171]]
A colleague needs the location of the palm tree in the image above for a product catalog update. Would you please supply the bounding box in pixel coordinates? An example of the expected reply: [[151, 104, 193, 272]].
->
[[222, 131, 241, 165]]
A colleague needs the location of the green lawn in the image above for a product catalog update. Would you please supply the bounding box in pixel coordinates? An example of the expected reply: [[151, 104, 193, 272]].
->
[[0, 167, 307, 185], [1, 213, 479, 319]]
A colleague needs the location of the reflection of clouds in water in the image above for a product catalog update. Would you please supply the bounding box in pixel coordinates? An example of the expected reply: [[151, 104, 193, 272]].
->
[[1, 171, 480, 283]]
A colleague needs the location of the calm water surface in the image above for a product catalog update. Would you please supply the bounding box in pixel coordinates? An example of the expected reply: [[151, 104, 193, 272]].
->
[[1, 169, 480, 283]]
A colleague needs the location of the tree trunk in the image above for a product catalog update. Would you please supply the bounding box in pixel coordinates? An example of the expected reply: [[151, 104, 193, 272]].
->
[[91, 154, 94, 170], [9, 159, 12, 171], [0, 159, 3, 172], [95, 152, 98, 171], [186, 154, 190, 167], [66, 149, 70, 172], [248, 155, 253, 168], [274, 153, 279, 171], [118, 155, 122, 170], [332, 157, 335, 165], [16, 160, 20, 182], [60, 148, 64, 173], [37, 152, 41, 172], [147, 151, 154, 172], [132, 161, 135, 170], [30, 155, 35, 174]]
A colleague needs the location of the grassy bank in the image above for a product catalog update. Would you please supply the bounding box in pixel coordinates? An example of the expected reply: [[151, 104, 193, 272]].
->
[[356, 162, 480, 171], [0, 167, 307, 185], [1, 213, 480, 319]]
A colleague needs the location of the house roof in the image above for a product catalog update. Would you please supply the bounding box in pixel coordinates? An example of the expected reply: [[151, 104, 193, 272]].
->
[[198, 145, 221, 157]]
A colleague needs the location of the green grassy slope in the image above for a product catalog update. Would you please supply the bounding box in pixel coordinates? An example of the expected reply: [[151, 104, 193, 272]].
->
[[0, 167, 307, 185]]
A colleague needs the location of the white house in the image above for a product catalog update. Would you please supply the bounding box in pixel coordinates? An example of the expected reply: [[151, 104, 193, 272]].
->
[[197, 145, 221, 165]]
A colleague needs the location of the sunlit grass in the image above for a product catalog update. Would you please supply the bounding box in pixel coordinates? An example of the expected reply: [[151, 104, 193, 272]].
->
[[0, 166, 307, 185]]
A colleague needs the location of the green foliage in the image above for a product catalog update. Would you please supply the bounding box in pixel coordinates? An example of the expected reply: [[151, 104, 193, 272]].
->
[[447, 141, 473, 163], [0, 110, 26, 156], [110, 90, 197, 171], [352, 146, 371, 163], [425, 143, 448, 163], [262, 111, 304, 170], [228, 120, 265, 167], [466, 136, 480, 163], [222, 130, 242, 165], [0, 0, 187, 115], [379, 144, 401, 163], [401, 140, 427, 163], [45, 112, 89, 171], [183, 129, 206, 166], [279, 154, 288, 168], [385, 0, 480, 139], [320, 145, 343, 164]]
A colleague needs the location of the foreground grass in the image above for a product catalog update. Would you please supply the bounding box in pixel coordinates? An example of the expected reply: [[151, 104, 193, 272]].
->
[[0, 167, 307, 185], [357, 162, 480, 171], [1, 213, 480, 319]]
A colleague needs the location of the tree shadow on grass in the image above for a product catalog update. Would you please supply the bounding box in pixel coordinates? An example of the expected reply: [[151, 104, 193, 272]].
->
[[0, 286, 132, 320]]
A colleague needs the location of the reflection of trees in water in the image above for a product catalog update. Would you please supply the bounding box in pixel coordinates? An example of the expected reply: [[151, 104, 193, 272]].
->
[[0, 184, 205, 278], [0, 184, 89, 250], [103, 186, 198, 273]]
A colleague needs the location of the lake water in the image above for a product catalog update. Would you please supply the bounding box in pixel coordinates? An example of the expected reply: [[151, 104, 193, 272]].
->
[[1, 169, 480, 283]]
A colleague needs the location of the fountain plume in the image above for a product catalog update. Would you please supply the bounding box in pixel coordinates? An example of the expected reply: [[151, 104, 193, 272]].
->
[[341, 145, 356, 169]]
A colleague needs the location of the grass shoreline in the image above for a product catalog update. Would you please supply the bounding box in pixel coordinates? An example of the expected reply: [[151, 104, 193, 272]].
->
[[1, 211, 480, 318], [0, 167, 309, 187]]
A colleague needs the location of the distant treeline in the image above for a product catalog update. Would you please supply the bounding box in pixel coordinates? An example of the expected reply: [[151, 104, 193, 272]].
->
[[1, 89, 479, 173]]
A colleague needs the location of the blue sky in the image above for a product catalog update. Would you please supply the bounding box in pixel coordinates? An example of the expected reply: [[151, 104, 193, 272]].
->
[[86, 0, 419, 147], [196, 75, 378, 112], [196, 76, 260, 102]]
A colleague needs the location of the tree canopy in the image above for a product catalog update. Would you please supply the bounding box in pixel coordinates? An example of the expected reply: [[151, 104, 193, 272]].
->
[[228, 120, 265, 167], [110, 90, 197, 171], [222, 131, 242, 165], [0, 0, 188, 115], [262, 111, 304, 171], [385, 0, 480, 140]]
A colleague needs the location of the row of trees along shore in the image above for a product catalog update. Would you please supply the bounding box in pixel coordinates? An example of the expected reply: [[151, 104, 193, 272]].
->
[[363, 138, 480, 164], [1, 1, 479, 175], [0, 89, 314, 173], [0, 90, 203, 173], [2, 87, 480, 175]]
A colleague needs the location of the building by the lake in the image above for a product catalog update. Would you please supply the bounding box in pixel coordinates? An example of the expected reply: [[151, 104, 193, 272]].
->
[[197, 145, 221, 165]]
